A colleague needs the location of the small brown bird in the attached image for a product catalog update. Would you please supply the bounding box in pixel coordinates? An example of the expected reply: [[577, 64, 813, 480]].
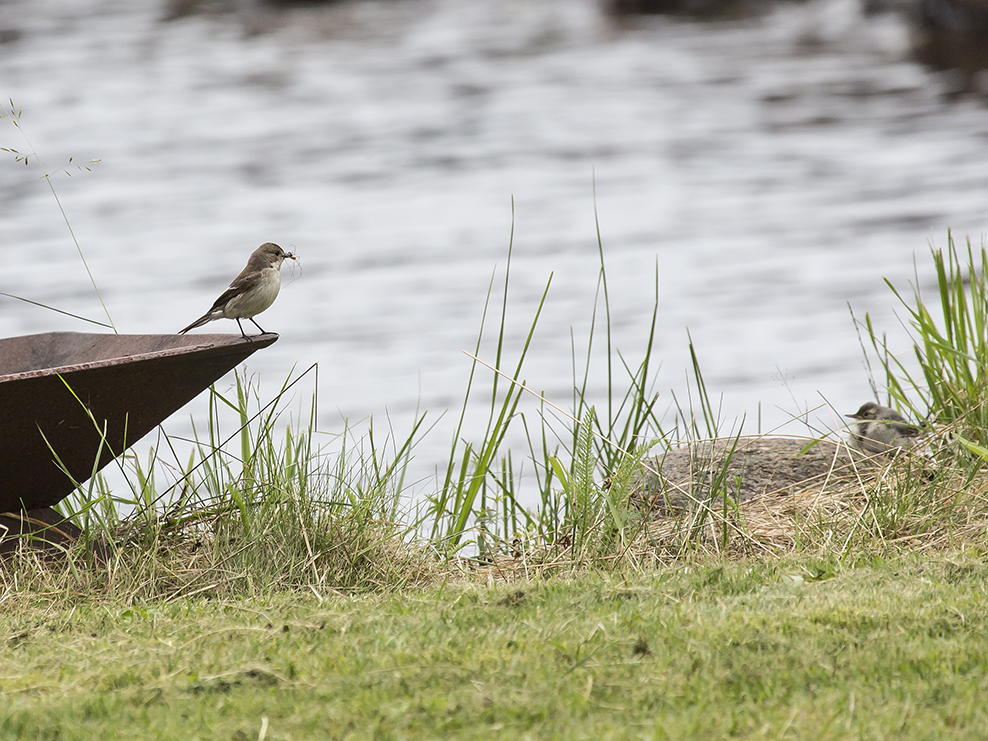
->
[[179, 242, 295, 338], [845, 402, 923, 455]]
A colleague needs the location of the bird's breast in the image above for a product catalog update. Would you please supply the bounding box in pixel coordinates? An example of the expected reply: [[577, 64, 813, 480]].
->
[[223, 269, 281, 319]]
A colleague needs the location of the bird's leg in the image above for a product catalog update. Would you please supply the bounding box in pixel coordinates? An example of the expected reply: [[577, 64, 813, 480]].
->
[[236, 318, 250, 340], [249, 318, 267, 335]]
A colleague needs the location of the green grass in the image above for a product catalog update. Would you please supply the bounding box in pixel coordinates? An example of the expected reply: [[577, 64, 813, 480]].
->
[[424, 198, 663, 562], [3, 556, 988, 740], [859, 232, 988, 457]]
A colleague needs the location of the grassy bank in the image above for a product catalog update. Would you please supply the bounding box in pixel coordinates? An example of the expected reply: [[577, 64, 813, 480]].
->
[[3, 557, 988, 740]]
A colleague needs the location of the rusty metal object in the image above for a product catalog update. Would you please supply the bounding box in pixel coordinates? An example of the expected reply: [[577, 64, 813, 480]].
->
[[0, 331, 277, 512], [0, 507, 83, 558]]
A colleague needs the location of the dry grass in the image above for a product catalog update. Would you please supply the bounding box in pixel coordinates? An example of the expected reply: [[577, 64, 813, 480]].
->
[[633, 439, 988, 562], [0, 508, 438, 609], [457, 431, 988, 583]]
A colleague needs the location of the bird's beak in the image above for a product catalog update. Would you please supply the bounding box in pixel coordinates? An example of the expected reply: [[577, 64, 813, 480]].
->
[[285, 252, 297, 260], [844, 413, 860, 420]]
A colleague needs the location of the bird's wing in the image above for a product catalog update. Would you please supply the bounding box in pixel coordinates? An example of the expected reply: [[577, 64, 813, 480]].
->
[[879, 418, 922, 437], [208, 269, 266, 311]]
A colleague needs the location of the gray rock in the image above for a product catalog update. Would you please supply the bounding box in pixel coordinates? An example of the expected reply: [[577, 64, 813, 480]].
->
[[633, 436, 867, 517]]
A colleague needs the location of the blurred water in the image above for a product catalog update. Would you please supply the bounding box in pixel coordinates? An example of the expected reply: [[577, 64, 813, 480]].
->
[[1, 0, 987, 499]]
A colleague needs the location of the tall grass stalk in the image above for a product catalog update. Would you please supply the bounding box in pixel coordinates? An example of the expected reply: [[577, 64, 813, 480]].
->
[[425, 205, 553, 552], [1, 100, 113, 331], [423, 202, 664, 563], [860, 232, 988, 456]]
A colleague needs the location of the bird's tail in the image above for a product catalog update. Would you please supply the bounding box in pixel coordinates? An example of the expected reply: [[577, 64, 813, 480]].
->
[[179, 311, 219, 334]]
